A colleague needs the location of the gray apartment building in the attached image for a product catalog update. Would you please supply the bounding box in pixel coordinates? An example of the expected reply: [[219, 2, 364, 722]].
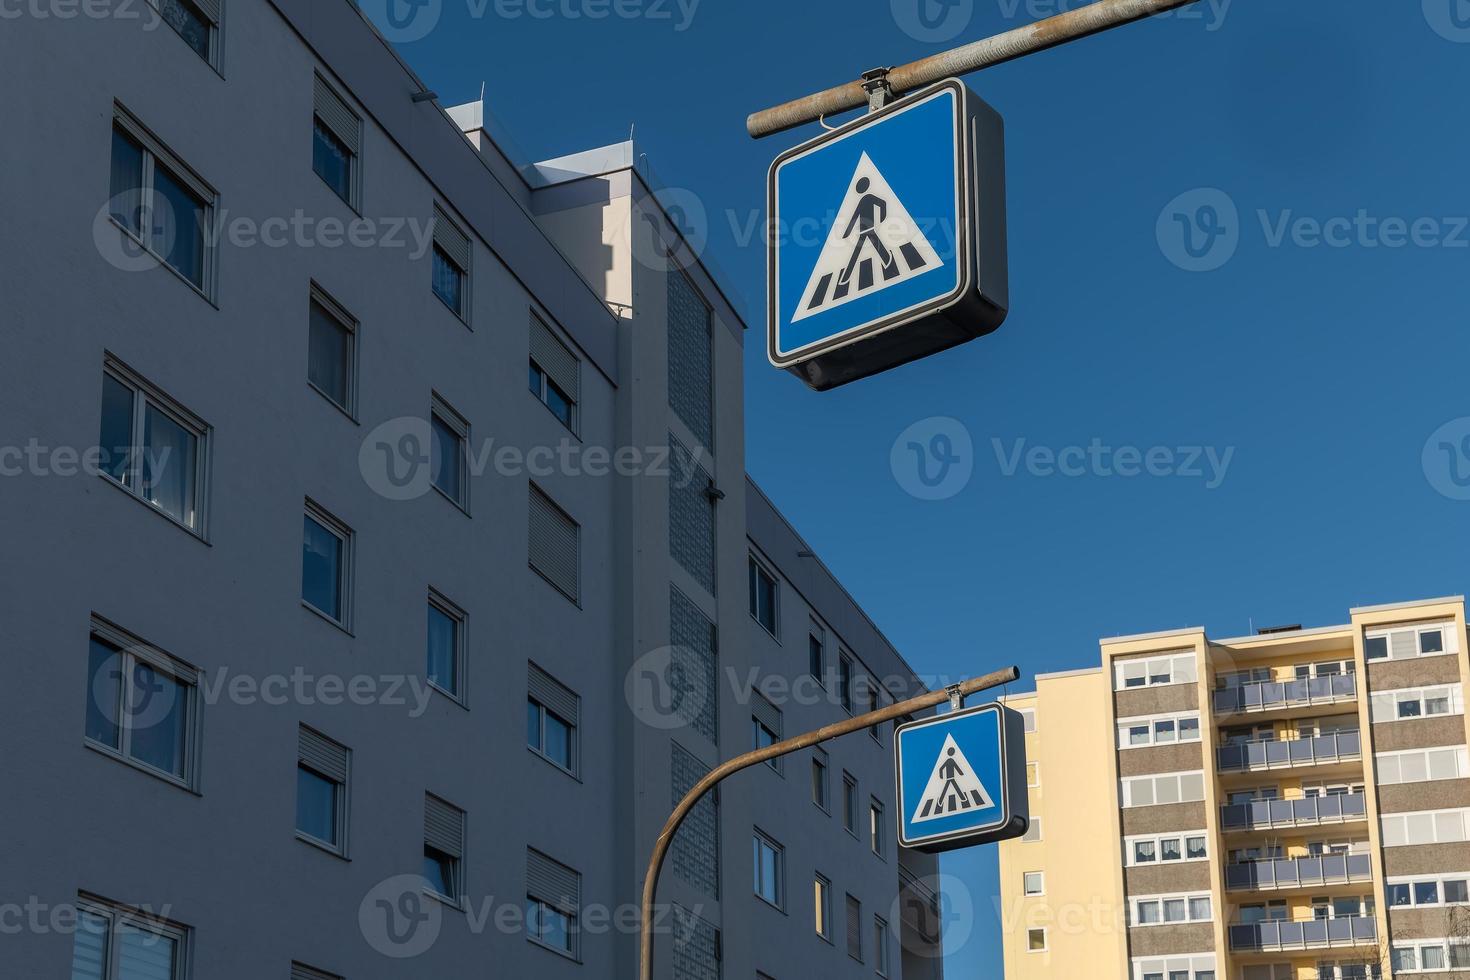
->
[[0, 2, 946, 979]]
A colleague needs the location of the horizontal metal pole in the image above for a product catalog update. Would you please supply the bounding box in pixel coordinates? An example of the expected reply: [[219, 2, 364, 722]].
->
[[639, 664, 1021, 980], [747, 0, 1203, 138]]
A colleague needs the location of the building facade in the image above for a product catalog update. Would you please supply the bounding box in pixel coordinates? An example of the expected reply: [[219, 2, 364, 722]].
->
[[999, 596, 1470, 980], [0, 2, 942, 978]]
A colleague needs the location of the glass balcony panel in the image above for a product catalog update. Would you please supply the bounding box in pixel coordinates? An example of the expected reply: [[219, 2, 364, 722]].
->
[[1352, 917, 1377, 941], [1282, 921, 1307, 946], [1290, 739, 1317, 763], [1347, 854, 1372, 876], [1323, 919, 1349, 943], [1342, 794, 1366, 817]]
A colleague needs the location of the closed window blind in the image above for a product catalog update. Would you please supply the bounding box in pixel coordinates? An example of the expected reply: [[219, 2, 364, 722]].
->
[[846, 895, 863, 960], [424, 794, 464, 857], [192, 0, 223, 23], [298, 725, 348, 782], [433, 205, 471, 272], [530, 314, 579, 403], [753, 691, 782, 738], [528, 849, 581, 915], [529, 662, 579, 726], [529, 485, 579, 601], [313, 75, 361, 156]]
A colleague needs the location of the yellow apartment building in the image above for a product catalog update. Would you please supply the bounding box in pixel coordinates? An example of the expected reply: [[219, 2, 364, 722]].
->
[[998, 596, 1470, 980]]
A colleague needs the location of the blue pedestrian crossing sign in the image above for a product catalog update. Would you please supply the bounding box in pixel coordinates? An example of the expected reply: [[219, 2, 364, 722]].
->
[[894, 702, 1029, 854], [767, 79, 1009, 391]]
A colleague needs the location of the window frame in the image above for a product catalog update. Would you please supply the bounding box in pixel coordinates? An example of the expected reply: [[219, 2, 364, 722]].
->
[[874, 915, 890, 977], [753, 830, 785, 910], [306, 284, 358, 419], [295, 726, 350, 858], [430, 205, 472, 324], [426, 588, 467, 706], [84, 616, 201, 793], [302, 499, 354, 631], [109, 105, 218, 301], [148, 0, 222, 70], [1114, 652, 1197, 692], [1117, 711, 1203, 750], [1026, 927, 1048, 953], [528, 313, 581, 435], [527, 695, 579, 778], [1023, 871, 1045, 896], [808, 618, 826, 684], [814, 873, 832, 942], [72, 893, 191, 980], [748, 555, 779, 638], [429, 394, 471, 513], [842, 772, 859, 837], [1130, 892, 1212, 927], [98, 355, 212, 538], [870, 798, 886, 859], [811, 748, 830, 813]]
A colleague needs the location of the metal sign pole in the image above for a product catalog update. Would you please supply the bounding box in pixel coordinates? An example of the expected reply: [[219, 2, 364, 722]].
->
[[637, 665, 1019, 980], [747, 0, 1203, 138]]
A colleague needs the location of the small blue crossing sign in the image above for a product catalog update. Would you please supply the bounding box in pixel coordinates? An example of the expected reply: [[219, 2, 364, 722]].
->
[[894, 702, 1029, 854], [767, 79, 1009, 391]]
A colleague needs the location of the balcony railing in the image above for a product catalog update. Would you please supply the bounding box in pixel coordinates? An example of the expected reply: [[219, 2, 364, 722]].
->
[[1228, 916, 1377, 952], [1225, 853, 1373, 892], [1214, 674, 1358, 715], [1313, 968, 1382, 980], [1220, 792, 1368, 831], [1217, 731, 1362, 773]]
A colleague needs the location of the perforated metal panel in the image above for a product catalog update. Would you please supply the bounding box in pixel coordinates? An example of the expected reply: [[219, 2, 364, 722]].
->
[[671, 742, 719, 899], [668, 269, 713, 450], [670, 587, 718, 744], [669, 436, 715, 595], [298, 726, 347, 782], [424, 794, 464, 857], [313, 75, 361, 156], [529, 486, 579, 601], [671, 906, 721, 980]]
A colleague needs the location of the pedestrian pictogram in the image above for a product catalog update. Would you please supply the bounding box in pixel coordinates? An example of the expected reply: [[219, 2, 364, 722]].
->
[[911, 734, 995, 822], [793, 153, 942, 323], [895, 702, 1029, 853]]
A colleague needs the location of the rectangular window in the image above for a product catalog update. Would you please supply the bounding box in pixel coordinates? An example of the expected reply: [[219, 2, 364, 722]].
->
[[1371, 685, 1466, 723], [846, 895, 863, 961], [812, 748, 830, 811], [1366, 622, 1457, 661], [752, 691, 783, 773], [432, 205, 471, 321], [809, 620, 825, 681], [874, 917, 890, 977], [838, 654, 855, 713], [423, 794, 465, 904], [1377, 746, 1470, 785], [843, 773, 859, 835], [1022, 818, 1043, 843], [296, 725, 349, 855], [749, 557, 778, 636], [527, 663, 579, 776], [69, 895, 189, 980], [98, 358, 209, 534], [1027, 762, 1040, 787], [1381, 808, 1470, 847], [1027, 928, 1047, 953], [430, 396, 469, 510], [529, 485, 580, 602], [870, 800, 885, 858], [154, 0, 219, 65], [313, 75, 361, 209], [1023, 872, 1045, 896], [109, 108, 215, 295], [527, 849, 581, 959], [1018, 707, 1038, 733], [1121, 771, 1206, 808], [1117, 712, 1203, 749], [426, 591, 466, 702], [529, 313, 579, 432], [85, 619, 198, 789], [1131, 893, 1211, 926], [814, 875, 831, 940], [307, 288, 356, 415], [1125, 831, 1209, 866], [302, 501, 352, 628], [1114, 652, 1197, 691], [753, 831, 784, 908]]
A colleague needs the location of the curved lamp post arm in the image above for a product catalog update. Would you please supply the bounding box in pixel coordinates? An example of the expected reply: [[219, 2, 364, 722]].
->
[[639, 664, 1020, 980]]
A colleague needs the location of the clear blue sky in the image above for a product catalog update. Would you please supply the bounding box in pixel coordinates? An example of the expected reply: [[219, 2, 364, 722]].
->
[[385, 0, 1470, 974]]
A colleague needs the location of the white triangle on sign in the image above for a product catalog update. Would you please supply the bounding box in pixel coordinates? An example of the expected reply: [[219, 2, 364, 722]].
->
[[791, 152, 944, 324], [911, 734, 995, 825]]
